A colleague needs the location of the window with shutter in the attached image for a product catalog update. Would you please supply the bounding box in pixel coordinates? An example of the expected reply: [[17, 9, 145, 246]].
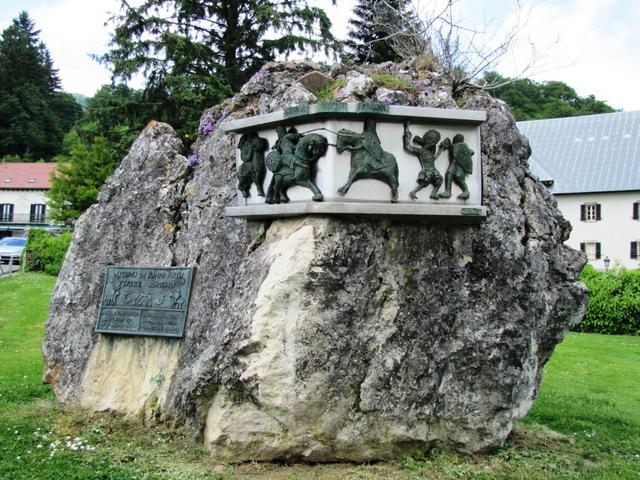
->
[[30, 204, 46, 223], [582, 203, 598, 221], [582, 242, 600, 260], [632, 241, 639, 259], [0, 204, 13, 222]]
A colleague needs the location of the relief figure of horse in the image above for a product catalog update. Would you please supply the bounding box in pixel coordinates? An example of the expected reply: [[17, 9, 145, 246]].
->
[[265, 132, 328, 204], [336, 119, 399, 202]]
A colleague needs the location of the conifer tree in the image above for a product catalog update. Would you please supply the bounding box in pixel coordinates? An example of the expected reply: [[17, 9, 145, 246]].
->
[[0, 12, 81, 160], [101, 0, 338, 92], [48, 137, 118, 224], [98, 0, 337, 137], [345, 0, 412, 63]]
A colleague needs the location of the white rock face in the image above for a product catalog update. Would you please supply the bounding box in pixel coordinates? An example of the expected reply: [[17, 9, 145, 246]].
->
[[376, 87, 411, 105], [335, 72, 375, 101], [43, 63, 587, 462], [259, 82, 316, 114], [79, 336, 181, 417], [204, 220, 317, 458]]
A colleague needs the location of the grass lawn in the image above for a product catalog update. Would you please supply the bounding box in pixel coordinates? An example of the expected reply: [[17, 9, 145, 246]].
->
[[1, 273, 639, 479]]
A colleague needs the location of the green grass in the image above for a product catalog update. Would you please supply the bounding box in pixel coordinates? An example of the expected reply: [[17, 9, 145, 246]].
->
[[315, 78, 346, 102], [0, 272, 55, 406], [1, 273, 639, 479], [372, 73, 417, 92]]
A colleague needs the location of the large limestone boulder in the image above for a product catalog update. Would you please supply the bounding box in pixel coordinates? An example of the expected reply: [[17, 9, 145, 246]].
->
[[43, 62, 587, 461]]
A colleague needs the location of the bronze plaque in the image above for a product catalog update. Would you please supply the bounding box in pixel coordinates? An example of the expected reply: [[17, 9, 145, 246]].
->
[[96, 266, 195, 338]]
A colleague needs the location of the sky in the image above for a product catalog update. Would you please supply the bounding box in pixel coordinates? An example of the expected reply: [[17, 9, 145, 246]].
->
[[1, 0, 639, 111]]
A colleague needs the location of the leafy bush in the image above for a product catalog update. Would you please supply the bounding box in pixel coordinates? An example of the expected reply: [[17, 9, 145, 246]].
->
[[315, 78, 346, 102], [576, 265, 640, 335], [25, 228, 72, 276]]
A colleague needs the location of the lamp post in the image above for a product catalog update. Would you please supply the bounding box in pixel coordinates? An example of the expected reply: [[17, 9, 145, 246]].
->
[[604, 256, 610, 272]]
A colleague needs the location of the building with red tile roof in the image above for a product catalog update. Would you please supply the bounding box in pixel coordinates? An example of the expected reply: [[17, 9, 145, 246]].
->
[[0, 163, 58, 238], [0, 162, 56, 190]]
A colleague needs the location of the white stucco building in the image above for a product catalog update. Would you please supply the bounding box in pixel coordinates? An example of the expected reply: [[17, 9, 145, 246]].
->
[[0, 162, 58, 238], [518, 111, 640, 270]]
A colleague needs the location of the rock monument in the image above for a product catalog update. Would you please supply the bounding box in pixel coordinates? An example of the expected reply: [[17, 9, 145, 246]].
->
[[43, 61, 587, 462]]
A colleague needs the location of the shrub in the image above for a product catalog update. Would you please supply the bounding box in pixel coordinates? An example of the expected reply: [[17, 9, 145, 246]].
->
[[25, 228, 73, 276], [576, 265, 640, 335], [315, 78, 346, 102], [372, 73, 416, 92]]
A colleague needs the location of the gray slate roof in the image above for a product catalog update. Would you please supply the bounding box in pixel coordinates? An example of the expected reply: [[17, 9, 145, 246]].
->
[[517, 111, 640, 194]]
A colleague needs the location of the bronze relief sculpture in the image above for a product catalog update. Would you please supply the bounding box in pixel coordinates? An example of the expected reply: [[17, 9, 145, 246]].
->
[[234, 115, 475, 206], [237, 132, 269, 198], [403, 123, 445, 199], [336, 119, 399, 202], [403, 124, 474, 201], [438, 134, 474, 200], [265, 126, 328, 203]]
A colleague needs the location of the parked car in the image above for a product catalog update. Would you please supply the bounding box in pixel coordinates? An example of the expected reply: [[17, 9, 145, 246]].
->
[[0, 237, 26, 265]]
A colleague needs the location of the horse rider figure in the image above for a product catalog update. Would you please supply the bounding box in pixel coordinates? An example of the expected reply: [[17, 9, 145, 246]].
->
[[336, 119, 399, 201], [274, 126, 302, 165], [265, 126, 328, 203], [357, 119, 391, 172]]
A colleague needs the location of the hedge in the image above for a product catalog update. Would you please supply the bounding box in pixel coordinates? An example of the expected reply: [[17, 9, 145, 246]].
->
[[25, 228, 72, 276], [576, 265, 640, 335]]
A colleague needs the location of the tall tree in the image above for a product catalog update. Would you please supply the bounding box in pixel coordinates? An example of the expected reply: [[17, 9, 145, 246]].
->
[[99, 0, 337, 135], [74, 84, 152, 159], [46, 84, 155, 224], [47, 136, 118, 224], [0, 12, 82, 160], [344, 0, 414, 63], [483, 72, 616, 121]]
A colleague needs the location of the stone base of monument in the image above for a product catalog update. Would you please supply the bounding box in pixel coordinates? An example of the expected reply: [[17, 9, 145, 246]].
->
[[225, 201, 486, 221], [42, 62, 587, 463]]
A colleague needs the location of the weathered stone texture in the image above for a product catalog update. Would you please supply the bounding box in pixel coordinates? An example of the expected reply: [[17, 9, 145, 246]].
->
[[43, 61, 587, 462]]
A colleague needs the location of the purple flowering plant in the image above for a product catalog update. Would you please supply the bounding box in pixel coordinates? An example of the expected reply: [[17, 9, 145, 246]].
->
[[186, 153, 199, 167], [453, 265, 469, 278], [201, 121, 213, 136]]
